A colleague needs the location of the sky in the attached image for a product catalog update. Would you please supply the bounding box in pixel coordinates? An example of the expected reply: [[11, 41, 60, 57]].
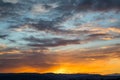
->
[[0, 0, 120, 74]]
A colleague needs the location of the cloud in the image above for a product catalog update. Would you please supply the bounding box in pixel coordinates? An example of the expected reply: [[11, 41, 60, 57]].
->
[[87, 33, 114, 41], [0, 47, 20, 54], [30, 20, 57, 31], [31, 3, 58, 14], [31, 4, 50, 14], [108, 27, 120, 33], [75, 0, 120, 11], [0, 34, 8, 39], [0, 50, 59, 71], [2, 0, 18, 4], [88, 33, 109, 37], [0, 43, 120, 73], [24, 36, 80, 47], [56, 43, 120, 64], [0, 44, 7, 50], [28, 20, 78, 34], [50, 0, 120, 12]]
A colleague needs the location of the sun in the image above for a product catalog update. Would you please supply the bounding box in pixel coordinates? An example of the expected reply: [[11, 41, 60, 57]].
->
[[53, 68, 67, 74]]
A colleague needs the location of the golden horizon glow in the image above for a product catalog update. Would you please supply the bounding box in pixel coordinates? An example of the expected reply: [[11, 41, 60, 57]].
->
[[0, 45, 120, 75], [1, 57, 120, 75]]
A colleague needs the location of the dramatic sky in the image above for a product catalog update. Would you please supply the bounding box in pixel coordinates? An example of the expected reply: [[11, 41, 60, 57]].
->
[[0, 0, 120, 74]]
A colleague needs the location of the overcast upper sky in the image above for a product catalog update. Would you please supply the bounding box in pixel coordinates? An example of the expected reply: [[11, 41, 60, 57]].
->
[[0, 0, 120, 74]]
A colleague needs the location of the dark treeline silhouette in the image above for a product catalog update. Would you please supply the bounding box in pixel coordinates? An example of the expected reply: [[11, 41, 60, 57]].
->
[[0, 73, 120, 80]]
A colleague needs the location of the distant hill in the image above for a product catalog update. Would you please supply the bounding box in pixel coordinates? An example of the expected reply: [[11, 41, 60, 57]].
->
[[0, 73, 120, 80]]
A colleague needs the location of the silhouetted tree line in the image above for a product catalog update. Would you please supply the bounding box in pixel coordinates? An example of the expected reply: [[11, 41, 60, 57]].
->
[[0, 73, 120, 80]]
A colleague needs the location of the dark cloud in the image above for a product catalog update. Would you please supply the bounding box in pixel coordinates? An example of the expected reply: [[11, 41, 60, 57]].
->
[[88, 33, 109, 37], [0, 0, 13, 6], [0, 1, 18, 17], [2, 0, 120, 36], [53, 0, 120, 12], [0, 0, 32, 25], [26, 18, 92, 34], [0, 52, 58, 70], [8, 39, 16, 43], [30, 20, 58, 31], [0, 34, 8, 39], [75, 0, 120, 11], [29, 19, 76, 34], [24, 36, 80, 47]]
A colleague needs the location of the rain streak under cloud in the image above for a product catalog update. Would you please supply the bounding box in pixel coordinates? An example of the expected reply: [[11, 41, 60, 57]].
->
[[0, 0, 120, 74]]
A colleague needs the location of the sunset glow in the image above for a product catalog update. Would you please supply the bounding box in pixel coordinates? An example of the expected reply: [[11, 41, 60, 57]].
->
[[0, 0, 120, 75]]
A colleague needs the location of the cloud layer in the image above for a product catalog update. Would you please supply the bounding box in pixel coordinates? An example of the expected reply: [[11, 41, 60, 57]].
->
[[0, 0, 120, 74]]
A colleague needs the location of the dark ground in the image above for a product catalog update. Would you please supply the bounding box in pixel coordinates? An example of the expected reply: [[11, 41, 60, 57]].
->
[[0, 73, 120, 80]]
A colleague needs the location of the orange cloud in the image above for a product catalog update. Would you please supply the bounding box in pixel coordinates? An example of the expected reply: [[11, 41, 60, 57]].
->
[[1, 57, 120, 75], [108, 27, 120, 33], [0, 44, 120, 75]]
